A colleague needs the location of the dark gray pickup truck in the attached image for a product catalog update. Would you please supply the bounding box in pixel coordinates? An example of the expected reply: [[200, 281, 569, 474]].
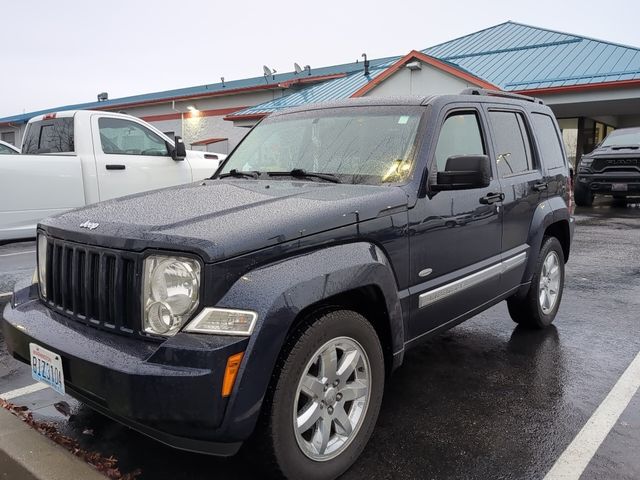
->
[[575, 127, 640, 206], [3, 89, 574, 480]]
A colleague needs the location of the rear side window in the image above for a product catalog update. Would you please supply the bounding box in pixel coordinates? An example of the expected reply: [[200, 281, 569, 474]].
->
[[489, 111, 534, 177], [531, 113, 566, 169], [434, 112, 485, 172], [22, 118, 75, 154], [98, 118, 169, 156]]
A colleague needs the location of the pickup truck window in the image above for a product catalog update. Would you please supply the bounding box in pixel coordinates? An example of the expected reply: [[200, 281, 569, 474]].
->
[[490, 111, 533, 177], [218, 107, 423, 185], [0, 144, 14, 154], [532, 114, 565, 169], [22, 118, 75, 154], [98, 118, 169, 157], [434, 112, 485, 171]]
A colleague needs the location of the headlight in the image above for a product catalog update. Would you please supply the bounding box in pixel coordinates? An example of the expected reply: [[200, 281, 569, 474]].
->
[[37, 234, 48, 298], [142, 255, 201, 336], [184, 308, 257, 336], [578, 158, 593, 173]]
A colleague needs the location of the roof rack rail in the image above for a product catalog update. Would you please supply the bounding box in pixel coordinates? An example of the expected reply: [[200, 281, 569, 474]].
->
[[460, 88, 544, 105]]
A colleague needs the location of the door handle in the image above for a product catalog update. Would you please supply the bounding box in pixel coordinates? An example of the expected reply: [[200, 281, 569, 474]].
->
[[479, 192, 505, 205], [533, 181, 548, 192], [105, 164, 126, 170]]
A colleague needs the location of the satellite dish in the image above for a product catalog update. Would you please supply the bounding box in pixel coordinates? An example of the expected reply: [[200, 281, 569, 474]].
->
[[294, 63, 303, 74], [263, 65, 272, 77]]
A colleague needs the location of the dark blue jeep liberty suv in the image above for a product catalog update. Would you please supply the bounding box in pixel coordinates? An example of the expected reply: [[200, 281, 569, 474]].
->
[[3, 89, 574, 480]]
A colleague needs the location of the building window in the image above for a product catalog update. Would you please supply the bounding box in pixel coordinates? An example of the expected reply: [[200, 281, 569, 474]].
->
[[558, 118, 578, 168], [163, 131, 175, 139], [1, 131, 16, 146]]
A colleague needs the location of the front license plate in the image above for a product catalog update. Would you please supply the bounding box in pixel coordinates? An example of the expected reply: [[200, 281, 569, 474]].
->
[[612, 183, 628, 192], [29, 343, 65, 395]]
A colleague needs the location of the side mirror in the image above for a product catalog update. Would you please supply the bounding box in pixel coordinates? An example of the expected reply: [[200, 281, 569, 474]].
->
[[432, 154, 491, 191], [170, 136, 187, 161]]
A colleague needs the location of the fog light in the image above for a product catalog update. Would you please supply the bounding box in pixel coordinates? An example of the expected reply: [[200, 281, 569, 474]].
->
[[184, 308, 257, 336]]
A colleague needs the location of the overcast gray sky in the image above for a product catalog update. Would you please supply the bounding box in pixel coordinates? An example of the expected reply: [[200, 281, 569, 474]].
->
[[1, 0, 638, 118]]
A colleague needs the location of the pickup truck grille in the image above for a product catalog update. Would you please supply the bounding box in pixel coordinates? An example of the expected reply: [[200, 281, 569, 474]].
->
[[591, 158, 640, 173], [42, 238, 141, 335]]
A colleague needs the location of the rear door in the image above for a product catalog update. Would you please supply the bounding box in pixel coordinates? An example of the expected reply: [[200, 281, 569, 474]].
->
[[484, 106, 545, 290], [92, 115, 192, 201]]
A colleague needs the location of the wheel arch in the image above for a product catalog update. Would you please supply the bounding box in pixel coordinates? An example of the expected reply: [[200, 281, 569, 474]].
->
[[214, 242, 404, 441]]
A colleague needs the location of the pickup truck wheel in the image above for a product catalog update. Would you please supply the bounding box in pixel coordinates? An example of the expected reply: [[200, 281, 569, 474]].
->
[[255, 310, 384, 480], [507, 236, 565, 329], [574, 183, 594, 207]]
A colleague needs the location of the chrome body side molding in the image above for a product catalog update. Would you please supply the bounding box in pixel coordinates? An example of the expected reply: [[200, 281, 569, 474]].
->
[[418, 252, 527, 308]]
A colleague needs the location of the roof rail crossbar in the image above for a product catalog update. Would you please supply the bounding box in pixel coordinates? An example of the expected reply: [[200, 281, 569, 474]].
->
[[460, 88, 544, 104]]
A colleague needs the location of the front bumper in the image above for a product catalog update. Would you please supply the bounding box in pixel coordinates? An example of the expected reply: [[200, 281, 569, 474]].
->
[[2, 282, 249, 456], [576, 173, 640, 195]]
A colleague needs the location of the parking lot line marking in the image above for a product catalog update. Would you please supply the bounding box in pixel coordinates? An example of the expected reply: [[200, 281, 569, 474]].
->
[[0, 250, 35, 258], [544, 350, 640, 480], [0, 382, 49, 400]]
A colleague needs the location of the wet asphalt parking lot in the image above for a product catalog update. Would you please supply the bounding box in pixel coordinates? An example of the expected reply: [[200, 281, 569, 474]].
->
[[1, 198, 639, 479]]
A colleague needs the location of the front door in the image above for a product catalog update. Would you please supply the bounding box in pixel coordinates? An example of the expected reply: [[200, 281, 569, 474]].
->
[[407, 107, 503, 342], [92, 115, 192, 201]]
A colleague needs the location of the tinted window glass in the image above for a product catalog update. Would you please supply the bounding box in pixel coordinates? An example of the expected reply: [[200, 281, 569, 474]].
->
[[22, 118, 74, 154], [434, 113, 485, 172], [490, 111, 533, 177], [98, 118, 169, 156], [532, 113, 565, 169]]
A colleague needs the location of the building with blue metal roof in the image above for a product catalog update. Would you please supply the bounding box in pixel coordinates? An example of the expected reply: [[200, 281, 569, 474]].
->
[[1, 21, 639, 165]]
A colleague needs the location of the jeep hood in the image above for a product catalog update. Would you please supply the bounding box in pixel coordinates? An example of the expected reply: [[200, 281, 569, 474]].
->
[[40, 180, 408, 262]]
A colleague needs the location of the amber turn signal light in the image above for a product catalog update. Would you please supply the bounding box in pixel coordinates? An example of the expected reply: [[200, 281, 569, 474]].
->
[[222, 352, 244, 397]]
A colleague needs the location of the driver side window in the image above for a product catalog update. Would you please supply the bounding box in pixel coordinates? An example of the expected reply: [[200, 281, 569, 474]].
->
[[434, 112, 485, 172], [98, 118, 169, 157]]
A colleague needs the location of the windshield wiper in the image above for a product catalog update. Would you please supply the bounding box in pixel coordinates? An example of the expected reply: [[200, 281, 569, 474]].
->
[[611, 145, 640, 150], [218, 169, 261, 179], [267, 169, 341, 183]]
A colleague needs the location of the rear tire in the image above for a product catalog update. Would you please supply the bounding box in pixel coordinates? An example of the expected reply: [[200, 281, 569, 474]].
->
[[507, 236, 565, 329], [254, 310, 385, 480], [574, 183, 594, 207]]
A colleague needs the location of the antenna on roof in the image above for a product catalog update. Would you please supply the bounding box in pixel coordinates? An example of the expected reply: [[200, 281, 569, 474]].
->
[[294, 63, 303, 74], [362, 53, 370, 76], [221, 77, 225, 87], [97, 92, 108, 102], [305, 65, 311, 76]]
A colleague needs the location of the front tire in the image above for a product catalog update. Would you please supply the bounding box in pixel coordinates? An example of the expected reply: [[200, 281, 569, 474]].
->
[[574, 183, 594, 206], [255, 310, 385, 480], [507, 236, 565, 329]]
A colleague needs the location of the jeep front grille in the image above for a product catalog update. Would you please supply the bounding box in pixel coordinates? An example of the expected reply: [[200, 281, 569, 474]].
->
[[41, 237, 142, 335]]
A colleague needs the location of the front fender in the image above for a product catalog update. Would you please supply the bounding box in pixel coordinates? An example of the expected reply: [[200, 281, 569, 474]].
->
[[214, 242, 403, 441]]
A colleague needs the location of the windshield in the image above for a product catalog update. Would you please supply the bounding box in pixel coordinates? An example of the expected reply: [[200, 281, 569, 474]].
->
[[600, 129, 640, 147], [218, 107, 424, 185]]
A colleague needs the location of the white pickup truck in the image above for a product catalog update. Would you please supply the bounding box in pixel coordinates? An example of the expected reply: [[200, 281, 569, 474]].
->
[[0, 110, 225, 242]]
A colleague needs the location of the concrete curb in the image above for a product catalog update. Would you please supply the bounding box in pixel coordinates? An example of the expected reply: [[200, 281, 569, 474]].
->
[[0, 408, 105, 480]]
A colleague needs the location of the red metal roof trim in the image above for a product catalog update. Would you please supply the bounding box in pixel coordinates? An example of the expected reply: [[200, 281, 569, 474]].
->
[[351, 50, 500, 97], [191, 137, 228, 146], [141, 106, 247, 123]]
